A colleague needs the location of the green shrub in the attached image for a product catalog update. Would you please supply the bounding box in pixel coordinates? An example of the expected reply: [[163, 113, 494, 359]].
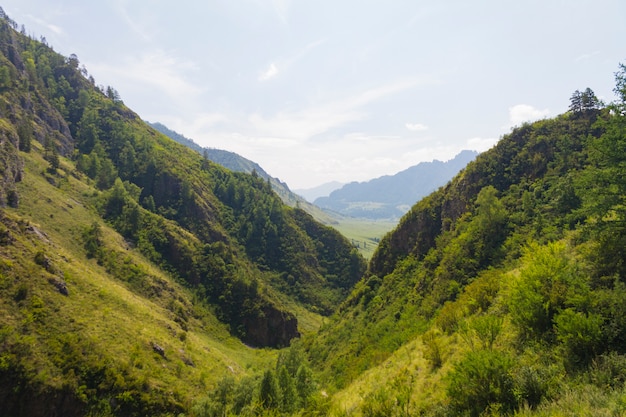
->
[[470, 314, 503, 350], [259, 369, 279, 409], [361, 386, 401, 417], [512, 365, 552, 409], [508, 241, 589, 342], [423, 330, 445, 370], [555, 308, 603, 368], [447, 349, 516, 416], [590, 352, 626, 389]]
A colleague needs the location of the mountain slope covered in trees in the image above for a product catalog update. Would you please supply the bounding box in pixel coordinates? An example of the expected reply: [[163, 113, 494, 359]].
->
[[300, 73, 626, 415], [148, 122, 396, 261], [3, 8, 626, 417], [148, 121, 338, 226], [0, 12, 365, 415]]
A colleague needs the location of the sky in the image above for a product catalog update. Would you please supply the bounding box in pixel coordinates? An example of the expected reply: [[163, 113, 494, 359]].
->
[[2, 1, 625, 189]]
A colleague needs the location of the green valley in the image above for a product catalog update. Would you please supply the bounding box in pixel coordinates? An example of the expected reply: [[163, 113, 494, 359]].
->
[[0, 12, 363, 415], [1, 8, 626, 417]]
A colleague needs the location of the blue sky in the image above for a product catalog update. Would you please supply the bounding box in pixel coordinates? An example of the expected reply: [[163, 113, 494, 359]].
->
[[3, 1, 625, 188]]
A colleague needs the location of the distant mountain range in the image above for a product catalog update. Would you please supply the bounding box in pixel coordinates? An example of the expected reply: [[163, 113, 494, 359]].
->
[[151, 122, 478, 221], [294, 181, 345, 202], [314, 150, 478, 219]]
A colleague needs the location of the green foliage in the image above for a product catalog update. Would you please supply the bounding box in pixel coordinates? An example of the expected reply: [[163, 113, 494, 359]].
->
[[277, 365, 297, 413], [555, 309, 603, 368], [16, 118, 32, 152], [447, 349, 516, 416], [191, 344, 318, 416], [577, 64, 626, 278], [81, 222, 103, 258], [423, 330, 445, 370], [44, 136, 59, 173], [589, 352, 626, 389], [361, 386, 402, 417], [295, 364, 315, 407], [569, 88, 602, 116], [592, 281, 626, 353], [508, 241, 588, 341], [468, 314, 503, 351], [511, 362, 556, 410], [259, 369, 280, 409]]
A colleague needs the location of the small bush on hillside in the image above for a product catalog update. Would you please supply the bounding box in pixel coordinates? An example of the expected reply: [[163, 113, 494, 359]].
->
[[590, 352, 626, 389], [447, 349, 516, 416]]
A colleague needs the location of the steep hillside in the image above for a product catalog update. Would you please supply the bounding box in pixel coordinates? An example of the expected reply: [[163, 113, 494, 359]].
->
[[148, 122, 273, 183], [148, 121, 338, 226], [147, 123, 396, 262], [0, 12, 365, 415], [314, 150, 477, 219], [300, 75, 626, 415]]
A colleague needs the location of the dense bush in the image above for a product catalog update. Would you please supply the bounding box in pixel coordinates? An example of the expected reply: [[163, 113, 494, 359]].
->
[[447, 349, 516, 416]]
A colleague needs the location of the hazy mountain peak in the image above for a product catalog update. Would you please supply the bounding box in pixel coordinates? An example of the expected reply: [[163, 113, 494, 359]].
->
[[314, 150, 478, 219], [294, 181, 345, 202]]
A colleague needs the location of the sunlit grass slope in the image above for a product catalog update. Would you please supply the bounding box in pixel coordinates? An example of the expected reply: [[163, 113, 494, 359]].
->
[[0, 142, 278, 414]]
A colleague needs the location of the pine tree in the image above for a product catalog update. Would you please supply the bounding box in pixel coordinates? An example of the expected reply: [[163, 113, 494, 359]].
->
[[295, 364, 315, 407], [278, 365, 297, 412], [259, 369, 279, 409]]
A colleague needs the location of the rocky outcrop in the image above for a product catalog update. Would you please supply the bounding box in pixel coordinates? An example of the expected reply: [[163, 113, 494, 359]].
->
[[0, 122, 22, 207], [243, 306, 299, 348]]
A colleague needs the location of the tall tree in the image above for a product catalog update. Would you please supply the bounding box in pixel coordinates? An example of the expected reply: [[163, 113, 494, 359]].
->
[[580, 64, 626, 277], [569, 89, 583, 113], [569, 87, 601, 116], [258, 369, 280, 409]]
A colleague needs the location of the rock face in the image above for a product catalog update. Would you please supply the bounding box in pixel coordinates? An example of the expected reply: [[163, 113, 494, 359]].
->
[[151, 342, 166, 358], [0, 123, 23, 208], [243, 306, 300, 348], [48, 277, 69, 296]]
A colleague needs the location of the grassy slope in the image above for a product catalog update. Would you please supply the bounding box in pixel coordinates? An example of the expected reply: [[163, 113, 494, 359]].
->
[[304, 106, 626, 416], [328, 248, 626, 417], [1, 141, 278, 411]]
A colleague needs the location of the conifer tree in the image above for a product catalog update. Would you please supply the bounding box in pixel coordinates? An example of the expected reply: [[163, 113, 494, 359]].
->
[[278, 365, 297, 412], [259, 369, 279, 409]]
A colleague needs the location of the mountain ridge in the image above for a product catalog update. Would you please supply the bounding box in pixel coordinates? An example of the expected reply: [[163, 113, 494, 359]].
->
[[148, 121, 341, 226], [314, 150, 478, 219], [294, 181, 345, 202], [0, 14, 366, 414]]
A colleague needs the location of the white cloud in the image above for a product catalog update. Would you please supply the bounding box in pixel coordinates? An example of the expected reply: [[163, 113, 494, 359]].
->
[[575, 51, 600, 62], [258, 39, 327, 82], [271, 0, 291, 23], [466, 137, 498, 152], [506, 104, 550, 128], [248, 77, 428, 140], [259, 62, 279, 81], [88, 49, 200, 103], [25, 14, 63, 35], [405, 122, 428, 131]]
